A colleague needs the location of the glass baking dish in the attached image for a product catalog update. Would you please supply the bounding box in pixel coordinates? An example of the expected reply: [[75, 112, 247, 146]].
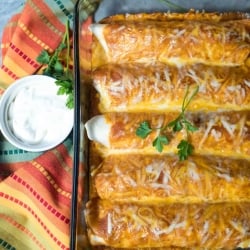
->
[[71, 0, 250, 249]]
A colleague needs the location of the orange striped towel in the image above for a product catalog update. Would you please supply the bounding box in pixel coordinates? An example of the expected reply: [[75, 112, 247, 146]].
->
[[0, 0, 77, 249], [0, 0, 75, 90]]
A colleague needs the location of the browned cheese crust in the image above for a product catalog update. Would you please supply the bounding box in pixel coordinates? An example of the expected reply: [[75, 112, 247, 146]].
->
[[86, 199, 250, 248], [92, 154, 250, 203], [84, 10, 250, 249], [93, 112, 250, 159], [91, 19, 250, 68], [93, 63, 250, 112]]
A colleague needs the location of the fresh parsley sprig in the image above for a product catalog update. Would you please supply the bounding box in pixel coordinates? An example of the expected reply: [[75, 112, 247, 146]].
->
[[36, 20, 74, 109], [136, 85, 199, 160], [136, 121, 169, 153]]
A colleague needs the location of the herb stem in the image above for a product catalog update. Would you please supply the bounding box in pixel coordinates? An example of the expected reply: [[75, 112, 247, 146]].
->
[[182, 85, 199, 111], [36, 19, 74, 109], [136, 85, 199, 160], [60, 20, 70, 72], [65, 20, 70, 73]]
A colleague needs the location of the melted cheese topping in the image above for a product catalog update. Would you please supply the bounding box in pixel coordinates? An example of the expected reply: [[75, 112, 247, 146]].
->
[[93, 63, 250, 112], [86, 199, 250, 248], [93, 155, 250, 203], [85, 11, 250, 249], [100, 11, 250, 24], [91, 20, 250, 68], [88, 112, 250, 159]]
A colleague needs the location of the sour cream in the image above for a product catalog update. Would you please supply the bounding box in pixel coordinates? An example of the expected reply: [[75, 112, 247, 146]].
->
[[0, 75, 73, 151], [8, 81, 73, 145]]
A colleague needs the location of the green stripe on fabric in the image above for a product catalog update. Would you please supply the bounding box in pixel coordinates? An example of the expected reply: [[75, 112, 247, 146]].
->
[[0, 140, 42, 163], [53, 0, 74, 20], [44, 0, 75, 27], [0, 132, 72, 163], [63, 133, 73, 157], [0, 239, 16, 250]]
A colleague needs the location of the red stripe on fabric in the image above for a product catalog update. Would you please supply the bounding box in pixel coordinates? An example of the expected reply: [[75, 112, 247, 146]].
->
[[24, 1, 64, 50], [23, 162, 72, 207], [9, 43, 40, 68], [35, 145, 73, 193], [0, 192, 69, 250], [1, 14, 20, 59], [0, 65, 18, 81], [0, 213, 46, 250], [31, 0, 66, 32], [11, 173, 70, 224], [12, 25, 50, 54]]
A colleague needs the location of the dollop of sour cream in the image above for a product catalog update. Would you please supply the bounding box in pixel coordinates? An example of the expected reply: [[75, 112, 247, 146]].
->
[[7, 81, 73, 145]]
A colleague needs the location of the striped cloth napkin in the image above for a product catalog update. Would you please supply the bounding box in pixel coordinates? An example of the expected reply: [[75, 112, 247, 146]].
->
[[0, 1, 77, 249]]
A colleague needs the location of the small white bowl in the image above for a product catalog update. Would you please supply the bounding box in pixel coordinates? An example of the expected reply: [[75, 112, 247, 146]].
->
[[0, 75, 74, 152]]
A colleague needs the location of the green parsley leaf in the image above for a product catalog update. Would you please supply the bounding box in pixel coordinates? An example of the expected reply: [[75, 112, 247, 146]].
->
[[55, 79, 72, 89], [36, 50, 50, 64], [66, 93, 74, 109], [177, 140, 194, 161], [168, 117, 183, 132], [57, 42, 67, 51], [135, 85, 199, 160], [153, 135, 169, 152], [42, 67, 53, 76], [53, 60, 64, 74], [36, 19, 74, 109], [57, 86, 66, 95], [183, 119, 198, 132], [136, 121, 152, 139]]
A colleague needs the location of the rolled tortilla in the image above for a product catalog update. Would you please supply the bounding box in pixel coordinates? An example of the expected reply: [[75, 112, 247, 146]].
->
[[92, 63, 250, 112], [91, 20, 250, 68], [85, 111, 250, 159], [100, 11, 250, 23], [92, 154, 250, 203], [85, 199, 250, 248]]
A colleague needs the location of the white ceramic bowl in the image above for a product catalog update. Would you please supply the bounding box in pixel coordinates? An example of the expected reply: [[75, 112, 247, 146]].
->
[[0, 75, 74, 152]]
